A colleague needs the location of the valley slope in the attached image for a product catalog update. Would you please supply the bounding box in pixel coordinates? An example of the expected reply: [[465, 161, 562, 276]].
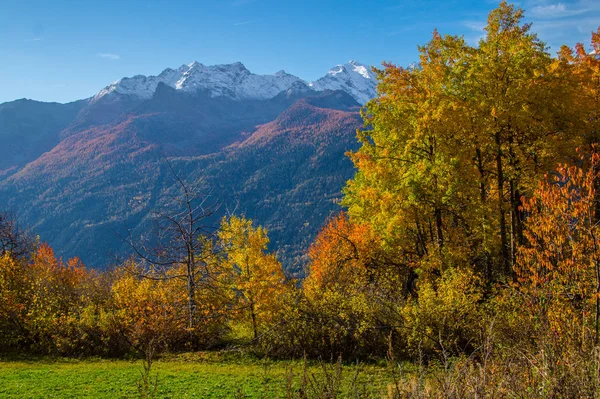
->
[[0, 61, 371, 272]]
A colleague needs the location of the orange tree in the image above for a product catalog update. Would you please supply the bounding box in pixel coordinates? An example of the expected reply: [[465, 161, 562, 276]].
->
[[302, 213, 408, 357], [516, 152, 600, 345]]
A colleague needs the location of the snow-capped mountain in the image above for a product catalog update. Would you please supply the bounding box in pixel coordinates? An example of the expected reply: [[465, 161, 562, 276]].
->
[[93, 65, 189, 101], [92, 60, 377, 105], [93, 62, 303, 103], [309, 60, 377, 105]]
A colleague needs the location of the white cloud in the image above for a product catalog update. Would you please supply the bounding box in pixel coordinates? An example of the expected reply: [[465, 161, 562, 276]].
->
[[25, 37, 43, 42], [97, 53, 120, 60], [457, 1, 600, 49], [461, 21, 487, 45], [464, 21, 486, 32], [530, 2, 588, 18]]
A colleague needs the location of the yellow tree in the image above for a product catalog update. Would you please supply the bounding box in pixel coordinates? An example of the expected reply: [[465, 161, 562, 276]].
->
[[110, 262, 188, 353], [0, 243, 92, 353], [559, 28, 600, 149], [27, 244, 89, 351], [344, 31, 480, 279], [0, 253, 30, 348], [344, 2, 580, 283], [218, 216, 287, 341], [469, 1, 579, 274]]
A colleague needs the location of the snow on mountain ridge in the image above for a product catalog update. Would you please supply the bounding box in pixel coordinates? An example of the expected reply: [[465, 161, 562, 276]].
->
[[92, 60, 377, 105], [93, 65, 190, 102], [309, 60, 377, 105]]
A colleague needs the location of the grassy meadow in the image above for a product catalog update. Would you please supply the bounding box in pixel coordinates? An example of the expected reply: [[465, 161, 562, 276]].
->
[[0, 353, 394, 398]]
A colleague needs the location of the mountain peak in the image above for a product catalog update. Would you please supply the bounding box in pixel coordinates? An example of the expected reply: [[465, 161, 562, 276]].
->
[[310, 61, 377, 104], [92, 60, 378, 105], [230, 61, 247, 69], [186, 61, 203, 70], [345, 60, 372, 80]]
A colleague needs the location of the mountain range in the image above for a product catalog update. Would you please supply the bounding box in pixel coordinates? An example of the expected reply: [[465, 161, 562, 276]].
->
[[0, 60, 377, 272]]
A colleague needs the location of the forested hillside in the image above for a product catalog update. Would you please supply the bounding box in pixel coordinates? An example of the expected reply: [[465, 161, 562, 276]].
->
[[0, 89, 362, 272]]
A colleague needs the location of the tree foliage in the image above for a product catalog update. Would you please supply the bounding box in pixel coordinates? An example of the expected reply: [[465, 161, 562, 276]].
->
[[344, 1, 581, 283], [218, 215, 288, 341]]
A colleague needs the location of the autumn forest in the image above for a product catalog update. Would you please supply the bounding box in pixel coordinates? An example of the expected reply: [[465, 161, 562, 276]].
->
[[2, 2, 600, 397]]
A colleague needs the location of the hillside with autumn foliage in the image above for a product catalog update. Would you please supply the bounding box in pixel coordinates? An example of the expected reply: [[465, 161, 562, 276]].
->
[[2, 2, 600, 397], [0, 89, 362, 273]]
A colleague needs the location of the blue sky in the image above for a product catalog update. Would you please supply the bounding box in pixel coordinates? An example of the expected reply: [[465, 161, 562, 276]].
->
[[1, 0, 598, 103]]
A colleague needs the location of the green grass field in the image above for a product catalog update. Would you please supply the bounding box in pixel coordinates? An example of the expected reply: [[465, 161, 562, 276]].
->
[[0, 353, 391, 398]]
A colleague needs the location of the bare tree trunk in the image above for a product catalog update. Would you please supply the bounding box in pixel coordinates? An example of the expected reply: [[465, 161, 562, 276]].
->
[[123, 158, 219, 350], [495, 134, 509, 277], [250, 300, 258, 341], [476, 147, 487, 203], [187, 256, 197, 341], [509, 180, 516, 271], [435, 207, 444, 250], [476, 147, 493, 284]]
